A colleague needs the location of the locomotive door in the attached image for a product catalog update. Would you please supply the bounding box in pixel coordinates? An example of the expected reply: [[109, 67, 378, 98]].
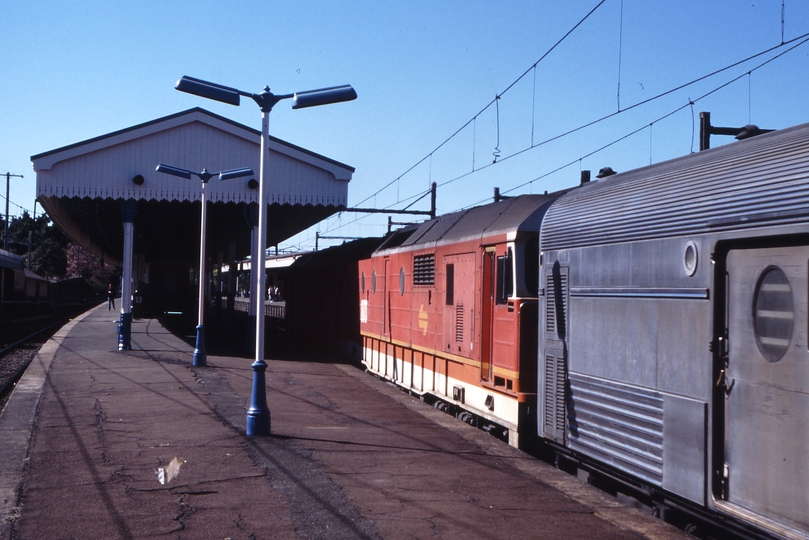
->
[[723, 247, 809, 530], [443, 253, 475, 358], [382, 258, 389, 337], [481, 249, 495, 382]]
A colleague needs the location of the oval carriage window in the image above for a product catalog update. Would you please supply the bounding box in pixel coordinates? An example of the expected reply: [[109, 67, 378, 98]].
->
[[361, 271, 366, 292], [753, 266, 794, 362], [371, 270, 377, 294], [399, 267, 405, 295]]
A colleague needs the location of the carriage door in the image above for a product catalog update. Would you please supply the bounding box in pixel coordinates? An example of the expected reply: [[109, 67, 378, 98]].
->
[[723, 247, 809, 529], [481, 249, 496, 382]]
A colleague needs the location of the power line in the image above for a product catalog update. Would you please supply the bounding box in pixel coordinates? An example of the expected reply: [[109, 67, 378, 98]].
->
[[485, 33, 809, 204], [307, 10, 809, 249], [355, 16, 809, 223], [321, 31, 809, 243], [353, 0, 608, 209]]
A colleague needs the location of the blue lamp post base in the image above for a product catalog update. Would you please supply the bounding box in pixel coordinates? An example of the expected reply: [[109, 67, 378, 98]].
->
[[118, 312, 132, 351], [193, 324, 207, 367], [246, 359, 271, 436]]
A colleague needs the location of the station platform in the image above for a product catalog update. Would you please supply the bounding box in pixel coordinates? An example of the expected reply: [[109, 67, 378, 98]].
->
[[0, 304, 686, 539]]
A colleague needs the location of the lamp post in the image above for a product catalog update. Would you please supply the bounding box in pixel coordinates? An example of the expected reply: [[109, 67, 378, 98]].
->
[[175, 75, 356, 436], [156, 164, 254, 366]]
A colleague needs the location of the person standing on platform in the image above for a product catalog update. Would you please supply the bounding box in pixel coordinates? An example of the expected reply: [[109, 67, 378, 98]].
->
[[107, 283, 116, 311]]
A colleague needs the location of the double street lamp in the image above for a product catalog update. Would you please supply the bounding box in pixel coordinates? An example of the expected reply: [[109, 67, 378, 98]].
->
[[156, 164, 254, 367], [175, 75, 356, 436]]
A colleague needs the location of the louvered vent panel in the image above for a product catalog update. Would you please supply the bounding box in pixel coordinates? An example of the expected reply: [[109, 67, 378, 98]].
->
[[555, 360, 566, 428], [543, 354, 555, 424], [568, 373, 664, 484], [545, 274, 555, 335], [543, 349, 566, 443], [413, 254, 435, 286], [455, 303, 464, 343], [545, 270, 567, 340]]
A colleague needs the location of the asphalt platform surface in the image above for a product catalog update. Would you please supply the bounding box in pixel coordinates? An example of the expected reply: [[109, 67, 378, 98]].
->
[[0, 304, 687, 539]]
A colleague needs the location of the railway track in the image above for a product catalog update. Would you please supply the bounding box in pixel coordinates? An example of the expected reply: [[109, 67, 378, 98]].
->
[[0, 319, 68, 415]]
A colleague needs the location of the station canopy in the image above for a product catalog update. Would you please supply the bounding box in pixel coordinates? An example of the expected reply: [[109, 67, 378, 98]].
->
[[31, 108, 354, 267]]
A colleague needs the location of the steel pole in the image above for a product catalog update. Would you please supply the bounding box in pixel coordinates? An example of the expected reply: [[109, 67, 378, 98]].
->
[[193, 181, 208, 366], [3, 173, 9, 251], [118, 200, 137, 350], [246, 109, 272, 436]]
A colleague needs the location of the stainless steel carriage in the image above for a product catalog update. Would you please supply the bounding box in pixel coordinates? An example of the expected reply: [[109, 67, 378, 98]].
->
[[539, 123, 809, 539]]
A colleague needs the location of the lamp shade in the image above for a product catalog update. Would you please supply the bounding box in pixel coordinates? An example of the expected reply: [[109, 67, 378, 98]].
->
[[292, 85, 357, 109], [176, 76, 241, 106]]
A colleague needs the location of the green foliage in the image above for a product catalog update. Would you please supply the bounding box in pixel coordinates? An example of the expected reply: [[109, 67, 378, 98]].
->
[[1, 212, 118, 294], [1, 212, 69, 279]]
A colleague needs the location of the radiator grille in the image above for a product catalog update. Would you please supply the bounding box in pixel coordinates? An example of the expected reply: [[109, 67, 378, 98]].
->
[[413, 254, 435, 286], [568, 373, 664, 484]]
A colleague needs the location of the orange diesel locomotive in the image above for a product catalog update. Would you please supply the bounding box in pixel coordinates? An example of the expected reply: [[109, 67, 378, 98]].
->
[[359, 194, 560, 447]]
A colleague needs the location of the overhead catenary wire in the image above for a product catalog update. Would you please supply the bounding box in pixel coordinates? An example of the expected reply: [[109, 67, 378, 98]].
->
[[479, 34, 809, 205], [436, 31, 809, 195], [352, 0, 609, 209], [355, 22, 809, 219], [314, 9, 807, 250], [318, 31, 809, 245]]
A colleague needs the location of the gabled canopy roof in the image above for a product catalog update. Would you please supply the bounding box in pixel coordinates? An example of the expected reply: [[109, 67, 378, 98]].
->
[[32, 108, 354, 267]]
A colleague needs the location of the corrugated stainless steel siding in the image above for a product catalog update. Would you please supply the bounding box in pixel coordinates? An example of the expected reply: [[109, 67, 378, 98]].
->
[[568, 373, 664, 484], [542, 123, 809, 250]]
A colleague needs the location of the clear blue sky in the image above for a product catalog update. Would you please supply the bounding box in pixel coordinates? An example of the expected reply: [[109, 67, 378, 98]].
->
[[2, 0, 809, 251]]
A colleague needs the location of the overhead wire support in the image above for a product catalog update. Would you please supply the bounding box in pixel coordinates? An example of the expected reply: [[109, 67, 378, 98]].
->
[[315, 232, 365, 250], [344, 182, 437, 220], [617, 0, 624, 111], [2, 172, 24, 252], [493, 94, 501, 163]]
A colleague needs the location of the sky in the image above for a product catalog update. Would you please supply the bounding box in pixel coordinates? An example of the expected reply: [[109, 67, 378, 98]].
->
[[2, 0, 809, 252]]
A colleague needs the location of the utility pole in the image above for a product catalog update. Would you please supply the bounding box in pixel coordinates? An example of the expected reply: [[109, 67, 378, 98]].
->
[[3, 172, 24, 251]]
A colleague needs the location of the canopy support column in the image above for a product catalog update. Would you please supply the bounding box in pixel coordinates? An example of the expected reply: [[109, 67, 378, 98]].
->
[[118, 199, 137, 351]]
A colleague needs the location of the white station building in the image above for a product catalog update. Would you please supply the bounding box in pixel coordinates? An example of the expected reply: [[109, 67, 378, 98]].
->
[[31, 108, 354, 342]]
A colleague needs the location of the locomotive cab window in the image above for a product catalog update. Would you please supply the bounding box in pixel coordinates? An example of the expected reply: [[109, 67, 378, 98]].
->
[[496, 249, 513, 305]]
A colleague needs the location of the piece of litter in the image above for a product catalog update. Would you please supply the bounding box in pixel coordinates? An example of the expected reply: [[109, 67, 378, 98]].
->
[[155, 457, 186, 485]]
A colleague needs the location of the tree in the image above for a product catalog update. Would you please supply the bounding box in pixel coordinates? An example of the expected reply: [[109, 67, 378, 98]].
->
[[65, 243, 117, 293], [1, 212, 118, 293], [3, 212, 69, 279]]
